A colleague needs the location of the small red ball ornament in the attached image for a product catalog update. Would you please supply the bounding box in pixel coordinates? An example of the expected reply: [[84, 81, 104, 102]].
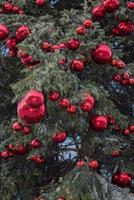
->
[[92, 43, 112, 64], [91, 115, 108, 131], [127, 2, 134, 9], [71, 60, 84, 72], [35, 0, 46, 6], [35, 157, 45, 165], [59, 98, 70, 108], [16, 25, 31, 42], [117, 21, 134, 35], [66, 39, 80, 50], [129, 125, 134, 133], [83, 19, 93, 29], [31, 139, 42, 149], [67, 104, 77, 114], [123, 128, 130, 135], [25, 90, 44, 108], [111, 150, 120, 157], [80, 101, 94, 112], [76, 26, 86, 35], [92, 5, 105, 19], [12, 121, 23, 132], [22, 126, 31, 135], [15, 144, 27, 155], [76, 160, 85, 167], [49, 91, 60, 101], [0, 24, 9, 40], [1, 151, 10, 159], [112, 74, 121, 82], [4, 2, 13, 13], [6, 38, 17, 49], [112, 172, 132, 187], [52, 132, 67, 143], [102, 0, 120, 13], [88, 160, 99, 169], [41, 42, 52, 52]]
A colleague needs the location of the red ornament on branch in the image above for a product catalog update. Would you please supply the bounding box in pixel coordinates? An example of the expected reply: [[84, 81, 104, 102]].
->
[[102, 0, 120, 13], [112, 172, 132, 187], [52, 132, 67, 143], [25, 90, 44, 108], [88, 160, 99, 169], [71, 60, 84, 72], [92, 5, 105, 19], [66, 39, 80, 50], [0, 24, 9, 40], [16, 25, 31, 42], [91, 115, 108, 131]]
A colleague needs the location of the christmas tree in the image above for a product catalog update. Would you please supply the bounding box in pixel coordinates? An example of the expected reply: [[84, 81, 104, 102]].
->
[[0, 0, 134, 199]]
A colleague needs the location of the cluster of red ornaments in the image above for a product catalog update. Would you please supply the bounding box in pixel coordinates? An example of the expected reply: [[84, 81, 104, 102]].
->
[[12, 121, 31, 135], [76, 19, 93, 36], [17, 89, 46, 124], [92, 0, 120, 19], [123, 124, 134, 135], [111, 59, 126, 69], [113, 72, 134, 86], [76, 160, 100, 170], [112, 21, 134, 36], [0, 2, 24, 15], [29, 154, 45, 165]]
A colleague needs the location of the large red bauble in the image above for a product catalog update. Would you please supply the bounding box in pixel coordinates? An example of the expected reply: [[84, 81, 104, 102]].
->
[[80, 102, 94, 112], [17, 99, 46, 124], [91, 115, 108, 131], [102, 0, 120, 13], [112, 172, 132, 187], [6, 38, 17, 49], [127, 2, 134, 9], [71, 60, 84, 72], [83, 19, 93, 29], [31, 139, 42, 149], [66, 39, 80, 50], [25, 89, 44, 108], [117, 21, 134, 35], [88, 160, 99, 169], [0, 24, 9, 40], [35, 0, 46, 6], [4, 2, 13, 12], [49, 91, 60, 101], [12, 121, 23, 132], [92, 5, 105, 19], [16, 25, 31, 42], [52, 132, 67, 143], [15, 144, 27, 155], [91, 43, 112, 64], [59, 98, 70, 108]]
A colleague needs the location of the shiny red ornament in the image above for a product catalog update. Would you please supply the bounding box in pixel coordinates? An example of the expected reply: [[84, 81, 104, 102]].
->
[[25, 90, 44, 108], [82, 95, 95, 105], [122, 72, 129, 80], [17, 49, 28, 58], [13, 6, 19, 13], [31, 139, 42, 149], [7, 144, 14, 151], [41, 42, 52, 52], [59, 98, 70, 108], [22, 126, 31, 135], [129, 78, 134, 85], [92, 5, 105, 19], [35, 0, 46, 6], [58, 197, 65, 200], [91, 115, 108, 131], [116, 60, 126, 69], [71, 60, 84, 72], [76, 26, 86, 35], [51, 45, 60, 53], [112, 74, 121, 82], [112, 172, 132, 187], [127, 2, 134, 9], [92, 43, 112, 64], [9, 49, 17, 57], [16, 25, 31, 42], [123, 128, 130, 135], [111, 150, 120, 157], [66, 39, 80, 50], [80, 101, 94, 112], [6, 38, 17, 49], [35, 157, 45, 165], [15, 144, 27, 155], [88, 160, 99, 169], [67, 104, 77, 114], [52, 132, 67, 143], [1, 151, 10, 159], [17, 99, 46, 124], [129, 125, 134, 133], [12, 121, 23, 132], [83, 19, 93, 29], [0, 24, 9, 40], [117, 21, 134, 35], [4, 2, 13, 13], [49, 91, 60, 101], [102, 0, 120, 13], [76, 160, 85, 167], [21, 55, 33, 65], [59, 43, 66, 50]]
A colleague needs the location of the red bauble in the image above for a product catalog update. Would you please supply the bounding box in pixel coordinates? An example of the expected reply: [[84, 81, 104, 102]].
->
[[41, 42, 52, 52], [25, 90, 44, 108], [71, 60, 84, 72], [59, 98, 70, 108], [52, 132, 67, 143], [1, 151, 10, 159], [6, 38, 17, 49], [21, 55, 33, 65], [16, 25, 31, 42], [49, 91, 60, 101], [35, 0, 46, 6], [127, 2, 134, 9], [123, 128, 130, 135], [76, 26, 86, 35], [91, 115, 108, 131], [66, 39, 80, 50], [51, 45, 60, 53], [76, 160, 85, 167], [116, 60, 126, 69], [82, 95, 95, 105], [113, 74, 121, 82], [111, 150, 120, 157], [9, 49, 17, 57], [17, 99, 46, 124], [22, 126, 31, 135], [7, 144, 14, 152], [13, 6, 19, 13], [30, 155, 39, 161], [58, 43, 66, 50], [92, 5, 105, 19], [15, 144, 27, 155], [17, 49, 28, 58], [102, 0, 120, 13], [88, 160, 99, 169], [31, 139, 42, 149], [67, 104, 77, 114], [12, 121, 23, 132], [58, 197, 65, 200], [83, 19, 93, 29], [129, 125, 134, 133], [35, 157, 45, 165], [117, 21, 134, 35], [80, 101, 94, 112], [112, 172, 132, 187], [4, 2, 13, 12], [92, 43, 112, 64], [0, 24, 9, 40], [129, 78, 134, 85]]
